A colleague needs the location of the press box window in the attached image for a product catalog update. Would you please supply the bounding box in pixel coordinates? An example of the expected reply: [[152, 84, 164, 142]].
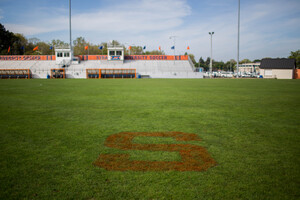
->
[[116, 51, 122, 56], [109, 51, 115, 56]]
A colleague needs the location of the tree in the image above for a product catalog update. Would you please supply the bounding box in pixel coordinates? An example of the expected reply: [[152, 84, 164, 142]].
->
[[126, 46, 143, 55], [225, 59, 236, 72], [0, 23, 17, 55], [289, 50, 300, 69], [189, 54, 197, 65], [144, 50, 165, 55], [73, 37, 87, 55], [240, 59, 251, 64], [253, 59, 261, 63]]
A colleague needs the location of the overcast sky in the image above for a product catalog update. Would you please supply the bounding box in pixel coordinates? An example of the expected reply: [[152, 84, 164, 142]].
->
[[1, 0, 299, 61]]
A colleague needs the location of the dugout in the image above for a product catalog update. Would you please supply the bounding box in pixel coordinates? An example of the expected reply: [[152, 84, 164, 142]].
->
[[0, 69, 31, 79], [86, 69, 100, 79], [86, 68, 136, 79], [101, 69, 136, 79], [51, 68, 65, 79]]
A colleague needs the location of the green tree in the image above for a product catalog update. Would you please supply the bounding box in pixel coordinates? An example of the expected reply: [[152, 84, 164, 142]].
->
[[289, 50, 300, 69], [144, 50, 165, 55], [189, 54, 197, 65], [253, 59, 261, 63], [199, 57, 208, 71], [240, 59, 251, 64], [0, 23, 18, 55], [13, 33, 28, 55], [127, 46, 143, 55], [225, 59, 236, 72], [73, 37, 87, 55]]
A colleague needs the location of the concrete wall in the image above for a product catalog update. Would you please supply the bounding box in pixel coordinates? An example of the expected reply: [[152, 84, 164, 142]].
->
[[260, 69, 294, 79]]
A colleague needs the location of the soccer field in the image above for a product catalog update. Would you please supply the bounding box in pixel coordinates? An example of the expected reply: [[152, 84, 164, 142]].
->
[[0, 79, 299, 199]]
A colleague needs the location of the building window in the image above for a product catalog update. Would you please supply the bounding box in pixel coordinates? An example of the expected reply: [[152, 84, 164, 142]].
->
[[64, 52, 70, 57], [57, 52, 63, 57], [109, 51, 115, 56], [116, 51, 122, 56]]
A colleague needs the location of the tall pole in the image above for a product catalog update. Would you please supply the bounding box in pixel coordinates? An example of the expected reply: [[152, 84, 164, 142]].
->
[[209, 32, 214, 78], [237, 0, 240, 77], [69, 0, 73, 59]]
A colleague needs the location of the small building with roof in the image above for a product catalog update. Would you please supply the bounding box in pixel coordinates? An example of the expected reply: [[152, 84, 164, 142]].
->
[[259, 58, 296, 79]]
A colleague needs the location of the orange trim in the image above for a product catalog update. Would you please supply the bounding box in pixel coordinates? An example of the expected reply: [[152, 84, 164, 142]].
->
[[0, 69, 31, 79], [50, 68, 65, 79], [86, 68, 136, 79], [86, 68, 101, 79], [294, 69, 300, 79], [0, 55, 56, 60]]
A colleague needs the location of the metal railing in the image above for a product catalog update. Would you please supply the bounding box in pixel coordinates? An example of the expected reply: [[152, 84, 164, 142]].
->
[[188, 56, 196, 72]]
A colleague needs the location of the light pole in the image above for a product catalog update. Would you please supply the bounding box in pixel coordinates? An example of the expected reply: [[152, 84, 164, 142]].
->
[[237, 0, 240, 77], [209, 32, 214, 78], [69, 0, 73, 60]]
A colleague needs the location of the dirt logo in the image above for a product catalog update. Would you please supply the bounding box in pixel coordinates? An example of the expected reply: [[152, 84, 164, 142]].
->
[[94, 132, 217, 171]]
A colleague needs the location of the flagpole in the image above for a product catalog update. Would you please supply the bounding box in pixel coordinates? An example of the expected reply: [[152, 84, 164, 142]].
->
[[69, 0, 73, 60], [169, 36, 177, 65], [237, 0, 240, 77]]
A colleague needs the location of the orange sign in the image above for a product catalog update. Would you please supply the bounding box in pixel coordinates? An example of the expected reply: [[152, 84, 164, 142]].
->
[[0, 55, 56, 61], [125, 55, 189, 60], [0, 55, 188, 61]]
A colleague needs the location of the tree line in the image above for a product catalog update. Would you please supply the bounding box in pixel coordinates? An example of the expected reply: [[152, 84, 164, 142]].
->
[[1, 23, 299, 70]]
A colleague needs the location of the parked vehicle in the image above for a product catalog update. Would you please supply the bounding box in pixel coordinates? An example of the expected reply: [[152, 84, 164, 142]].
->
[[221, 72, 233, 78]]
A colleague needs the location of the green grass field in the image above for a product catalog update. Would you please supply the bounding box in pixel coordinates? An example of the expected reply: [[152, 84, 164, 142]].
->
[[0, 79, 299, 199]]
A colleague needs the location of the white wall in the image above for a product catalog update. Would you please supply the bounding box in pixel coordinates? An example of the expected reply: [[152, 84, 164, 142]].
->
[[260, 69, 294, 79]]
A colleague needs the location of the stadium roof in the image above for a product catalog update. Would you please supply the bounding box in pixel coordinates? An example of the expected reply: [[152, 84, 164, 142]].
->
[[260, 58, 296, 69]]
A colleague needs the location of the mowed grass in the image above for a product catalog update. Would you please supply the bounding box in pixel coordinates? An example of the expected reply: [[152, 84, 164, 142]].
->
[[0, 79, 299, 200]]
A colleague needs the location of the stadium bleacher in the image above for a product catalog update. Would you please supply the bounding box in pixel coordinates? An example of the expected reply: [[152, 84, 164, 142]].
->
[[0, 56, 203, 79]]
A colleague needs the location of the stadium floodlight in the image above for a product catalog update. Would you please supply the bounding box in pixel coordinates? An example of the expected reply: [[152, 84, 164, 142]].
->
[[237, 0, 240, 77], [209, 32, 214, 78]]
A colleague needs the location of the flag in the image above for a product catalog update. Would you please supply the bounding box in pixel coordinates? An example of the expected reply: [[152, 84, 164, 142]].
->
[[99, 46, 103, 50], [33, 46, 38, 51], [187, 46, 190, 50], [159, 46, 161, 51], [50, 46, 53, 50], [85, 46, 88, 50], [128, 46, 132, 50], [171, 46, 175, 49], [143, 46, 146, 50], [8, 46, 10, 53]]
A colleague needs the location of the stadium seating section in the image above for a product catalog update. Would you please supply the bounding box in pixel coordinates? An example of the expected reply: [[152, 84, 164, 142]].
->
[[0, 69, 31, 79]]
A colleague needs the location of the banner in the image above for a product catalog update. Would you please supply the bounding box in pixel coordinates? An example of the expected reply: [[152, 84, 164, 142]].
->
[[124, 55, 188, 60], [0, 55, 188, 61], [0, 55, 56, 61]]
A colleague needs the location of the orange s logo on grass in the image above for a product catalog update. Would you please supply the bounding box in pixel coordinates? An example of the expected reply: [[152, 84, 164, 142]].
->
[[94, 132, 217, 171]]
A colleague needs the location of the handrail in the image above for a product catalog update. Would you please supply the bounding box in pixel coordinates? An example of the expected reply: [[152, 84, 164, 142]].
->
[[188, 56, 196, 72]]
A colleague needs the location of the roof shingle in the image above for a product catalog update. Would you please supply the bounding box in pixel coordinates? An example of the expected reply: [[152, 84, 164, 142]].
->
[[260, 58, 295, 69]]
